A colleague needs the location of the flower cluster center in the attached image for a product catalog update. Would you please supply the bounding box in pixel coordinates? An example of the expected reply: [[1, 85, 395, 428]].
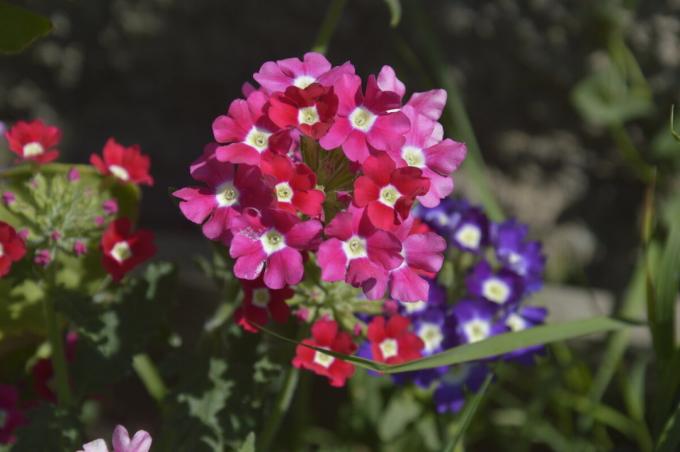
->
[[111, 241, 132, 263], [463, 319, 490, 343], [215, 182, 239, 207], [275, 182, 294, 203], [298, 106, 320, 125], [252, 288, 270, 308], [109, 164, 130, 181], [261, 229, 286, 254], [349, 107, 377, 132], [379, 338, 399, 359], [22, 141, 45, 157], [401, 146, 426, 168], [378, 185, 401, 207], [482, 278, 511, 304], [245, 127, 271, 152]]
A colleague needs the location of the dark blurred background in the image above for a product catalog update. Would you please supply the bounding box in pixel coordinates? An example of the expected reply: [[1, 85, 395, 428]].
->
[[2, 0, 680, 298]]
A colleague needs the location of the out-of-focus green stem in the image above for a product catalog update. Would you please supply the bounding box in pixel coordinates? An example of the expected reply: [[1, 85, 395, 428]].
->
[[311, 0, 347, 54], [406, 2, 504, 221], [257, 365, 300, 452], [43, 292, 72, 407], [132, 353, 168, 404], [609, 122, 654, 183]]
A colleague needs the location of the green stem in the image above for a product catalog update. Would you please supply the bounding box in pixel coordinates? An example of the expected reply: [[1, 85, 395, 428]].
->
[[132, 353, 168, 404], [609, 122, 654, 183], [43, 294, 72, 407], [405, 2, 504, 221], [311, 0, 347, 54], [257, 365, 300, 452]]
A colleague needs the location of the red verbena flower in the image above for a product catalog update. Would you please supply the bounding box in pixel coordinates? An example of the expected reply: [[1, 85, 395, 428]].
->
[[4, 119, 61, 163], [292, 319, 357, 387], [260, 154, 324, 217], [0, 221, 26, 277], [234, 278, 293, 333], [367, 315, 424, 365], [353, 152, 430, 230], [101, 218, 156, 282], [267, 83, 339, 139], [90, 138, 154, 186]]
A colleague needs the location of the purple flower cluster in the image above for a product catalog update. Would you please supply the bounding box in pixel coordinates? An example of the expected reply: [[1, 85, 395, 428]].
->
[[393, 199, 548, 413]]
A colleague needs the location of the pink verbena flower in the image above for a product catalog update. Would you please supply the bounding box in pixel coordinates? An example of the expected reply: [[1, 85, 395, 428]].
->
[[4, 119, 61, 163], [174, 145, 272, 244], [78, 425, 151, 452], [229, 209, 322, 289], [387, 105, 467, 207], [319, 73, 410, 162], [213, 91, 291, 166], [253, 52, 354, 94], [317, 207, 402, 300]]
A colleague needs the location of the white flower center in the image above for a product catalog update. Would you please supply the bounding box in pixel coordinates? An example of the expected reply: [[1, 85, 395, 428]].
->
[[378, 184, 401, 207], [0, 243, 4, 257], [313, 348, 335, 368], [261, 229, 286, 254], [22, 141, 45, 157], [294, 75, 316, 89], [482, 278, 511, 304], [508, 252, 523, 265], [215, 182, 239, 207], [463, 319, 490, 343], [275, 182, 294, 203], [379, 338, 399, 359], [297, 106, 320, 125], [401, 145, 426, 168], [109, 165, 130, 181], [455, 224, 481, 249], [418, 323, 444, 354], [400, 300, 426, 314], [111, 241, 132, 263], [244, 127, 271, 152], [506, 313, 527, 332], [349, 107, 377, 132], [341, 235, 367, 260], [252, 288, 270, 308]]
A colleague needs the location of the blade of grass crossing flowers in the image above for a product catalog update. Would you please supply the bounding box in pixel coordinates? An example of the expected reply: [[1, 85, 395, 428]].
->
[[443, 371, 493, 452], [256, 316, 634, 375], [656, 400, 680, 452]]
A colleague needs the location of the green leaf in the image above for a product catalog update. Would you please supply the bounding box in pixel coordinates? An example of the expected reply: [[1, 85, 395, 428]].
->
[[0, 1, 52, 54], [258, 316, 634, 374], [378, 392, 422, 441], [657, 400, 680, 452], [12, 404, 82, 451], [443, 372, 493, 452], [384, 0, 402, 27], [238, 433, 256, 452]]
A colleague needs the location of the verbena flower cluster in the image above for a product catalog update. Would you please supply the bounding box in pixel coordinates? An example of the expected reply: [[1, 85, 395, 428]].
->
[[358, 199, 548, 412], [1, 120, 156, 283]]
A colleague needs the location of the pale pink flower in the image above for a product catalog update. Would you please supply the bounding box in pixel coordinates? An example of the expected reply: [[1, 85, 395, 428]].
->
[[77, 425, 152, 452]]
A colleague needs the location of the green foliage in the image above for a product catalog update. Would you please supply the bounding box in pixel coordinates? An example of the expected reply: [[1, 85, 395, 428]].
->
[[12, 404, 81, 452], [443, 372, 493, 452], [0, 1, 51, 54], [383, 0, 401, 27]]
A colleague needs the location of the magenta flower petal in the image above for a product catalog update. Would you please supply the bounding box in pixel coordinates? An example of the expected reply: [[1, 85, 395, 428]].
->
[[264, 247, 303, 289], [418, 172, 454, 208], [174, 188, 216, 224], [376, 65, 405, 98], [319, 118, 352, 151], [404, 232, 446, 274], [390, 266, 430, 302], [406, 89, 447, 121], [317, 238, 348, 281], [285, 219, 322, 249], [425, 138, 467, 175]]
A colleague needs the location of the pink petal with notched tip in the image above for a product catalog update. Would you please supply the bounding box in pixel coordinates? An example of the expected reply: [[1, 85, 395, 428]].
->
[[317, 238, 348, 281], [417, 171, 454, 208], [367, 112, 410, 152], [285, 219, 323, 250], [425, 138, 467, 175], [174, 187, 217, 224], [376, 65, 406, 98], [406, 89, 447, 122], [264, 247, 303, 289]]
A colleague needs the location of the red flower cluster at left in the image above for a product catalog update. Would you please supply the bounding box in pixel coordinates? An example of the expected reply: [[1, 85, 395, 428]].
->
[[175, 53, 467, 387], [1, 120, 156, 283]]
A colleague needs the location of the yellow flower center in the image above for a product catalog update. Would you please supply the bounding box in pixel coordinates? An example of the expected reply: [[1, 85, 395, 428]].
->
[[349, 107, 377, 132], [342, 236, 367, 259], [482, 278, 510, 304], [463, 319, 490, 343], [22, 141, 45, 157], [245, 127, 271, 152], [379, 338, 399, 359], [275, 182, 294, 203], [401, 146, 425, 168], [298, 106, 320, 125], [216, 182, 239, 207], [252, 288, 270, 308], [379, 185, 400, 207]]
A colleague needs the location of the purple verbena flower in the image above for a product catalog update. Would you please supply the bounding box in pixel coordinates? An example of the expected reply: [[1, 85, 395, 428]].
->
[[433, 363, 490, 413], [466, 260, 524, 307], [493, 220, 546, 293]]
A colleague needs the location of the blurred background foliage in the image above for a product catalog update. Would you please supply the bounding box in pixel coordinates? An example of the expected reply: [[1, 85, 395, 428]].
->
[[2, 0, 680, 451]]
